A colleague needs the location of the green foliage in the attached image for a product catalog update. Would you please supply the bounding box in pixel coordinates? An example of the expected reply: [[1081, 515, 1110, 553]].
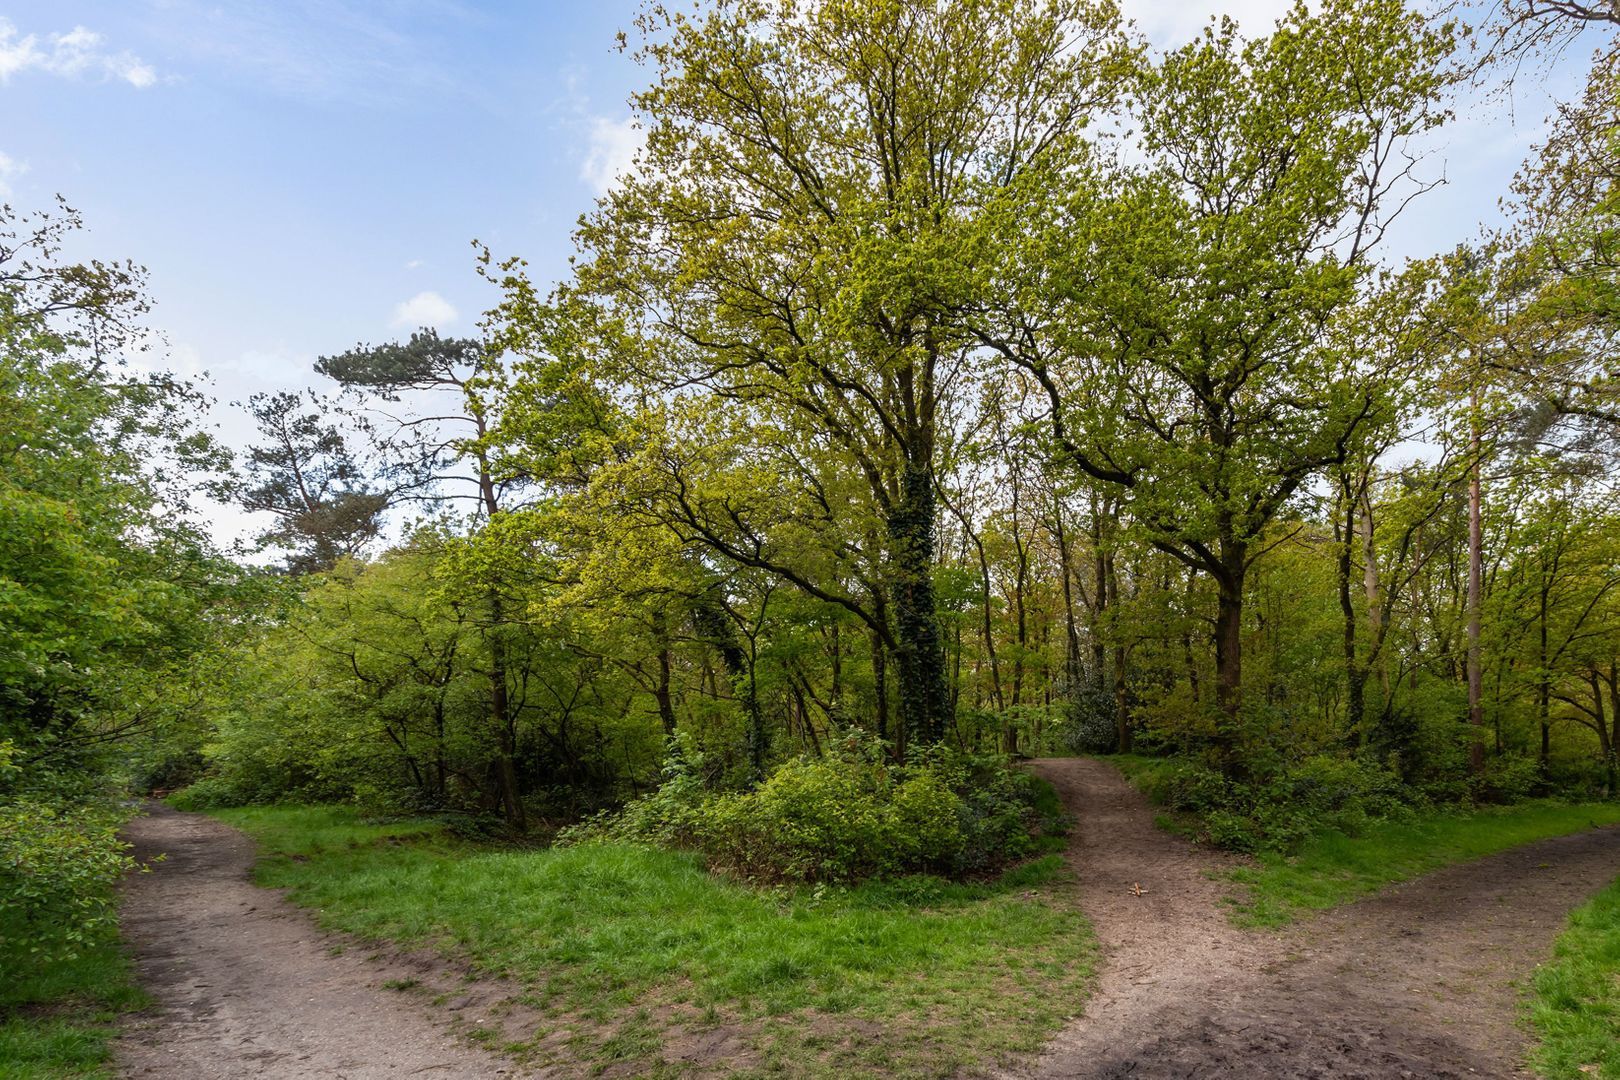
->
[[1117, 751, 1413, 854], [565, 736, 1062, 884], [0, 796, 132, 968], [1530, 872, 1620, 1080], [1226, 801, 1620, 927], [212, 803, 1094, 1078]]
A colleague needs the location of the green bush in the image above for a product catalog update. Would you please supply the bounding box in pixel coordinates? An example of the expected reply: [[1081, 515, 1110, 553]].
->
[[1140, 752, 1415, 854], [0, 795, 132, 969], [563, 734, 1063, 884]]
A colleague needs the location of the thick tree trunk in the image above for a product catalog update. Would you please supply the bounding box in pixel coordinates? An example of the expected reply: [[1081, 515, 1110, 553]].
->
[[888, 463, 951, 748], [1212, 540, 1247, 761], [870, 625, 890, 744]]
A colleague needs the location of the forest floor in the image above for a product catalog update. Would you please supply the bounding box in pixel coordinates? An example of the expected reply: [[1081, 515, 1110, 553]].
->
[[108, 769, 1620, 1079], [113, 803, 521, 1078], [1003, 757, 1620, 1079]]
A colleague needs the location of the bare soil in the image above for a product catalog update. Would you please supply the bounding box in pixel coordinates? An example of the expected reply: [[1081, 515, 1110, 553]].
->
[[114, 802, 526, 1079], [1000, 757, 1620, 1080]]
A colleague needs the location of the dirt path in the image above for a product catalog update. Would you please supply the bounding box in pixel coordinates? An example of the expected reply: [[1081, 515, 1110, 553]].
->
[[114, 803, 520, 1079], [1003, 758, 1620, 1079]]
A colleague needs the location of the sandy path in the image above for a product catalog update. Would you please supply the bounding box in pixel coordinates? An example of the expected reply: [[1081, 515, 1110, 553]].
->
[[114, 803, 520, 1079], [1004, 758, 1620, 1079]]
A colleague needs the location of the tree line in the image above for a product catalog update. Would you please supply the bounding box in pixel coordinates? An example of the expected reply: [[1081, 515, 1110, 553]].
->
[[5, 0, 1619, 889]]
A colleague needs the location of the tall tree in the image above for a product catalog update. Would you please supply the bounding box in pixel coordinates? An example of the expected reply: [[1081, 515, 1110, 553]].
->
[[976, 0, 1456, 753], [549, 0, 1130, 749]]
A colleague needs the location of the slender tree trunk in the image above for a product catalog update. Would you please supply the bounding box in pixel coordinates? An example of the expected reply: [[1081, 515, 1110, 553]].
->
[[1467, 397, 1486, 777], [1050, 494, 1084, 695], [1337, 479, 1366, 745], [1105, 550, 1130, 752], [1538, 584, 1551, 774], [871, 625, 890, 744], [1183, 567, 1201, 705], [652, 610, 678, 737]]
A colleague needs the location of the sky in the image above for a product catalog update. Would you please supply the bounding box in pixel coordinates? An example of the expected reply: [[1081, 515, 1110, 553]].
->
[[0, 0, 1599, 548]]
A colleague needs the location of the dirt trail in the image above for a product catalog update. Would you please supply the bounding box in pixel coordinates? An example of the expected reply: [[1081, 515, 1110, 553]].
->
[[114, 803, 520, 1079], [1004, 758, 1620, 1079]]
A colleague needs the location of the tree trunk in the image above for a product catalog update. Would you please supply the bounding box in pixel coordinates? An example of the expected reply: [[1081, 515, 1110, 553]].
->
[[1212, 540, 1247, 761], [1466, 400, 1486, 777], [870, 625, 890, 744], [1050, 493, 1084, 696], [1337, 479, 1366, 745], [1538, 584, 1551, 775], [1105, 549, 1130, 752], [888, 463, 950, 747], [487, 623, 525, 830], [652, 610, 678, 737]]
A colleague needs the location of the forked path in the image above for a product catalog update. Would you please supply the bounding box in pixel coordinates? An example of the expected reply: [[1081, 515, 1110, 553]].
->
[[115, 803, 519, 1079], [1004, 758, 1620, 1079]]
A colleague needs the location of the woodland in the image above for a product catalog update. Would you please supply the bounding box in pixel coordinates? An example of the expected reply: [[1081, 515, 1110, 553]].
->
[[4, 0, 1620, 1075]]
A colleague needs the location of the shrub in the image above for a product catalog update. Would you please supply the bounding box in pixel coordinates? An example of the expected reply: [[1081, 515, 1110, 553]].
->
[[563, 734, 1062, 884], [1138, 753, 1415, 854], [0, 796, 132, 969]]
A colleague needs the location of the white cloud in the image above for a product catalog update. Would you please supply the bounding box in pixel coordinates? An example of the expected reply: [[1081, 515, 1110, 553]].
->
[[581, 115, 643, 196], [0, 151, 27, 200], [0, 18, 160, 88], [403, 258, 424, 270], [392, 290, 457, 329]]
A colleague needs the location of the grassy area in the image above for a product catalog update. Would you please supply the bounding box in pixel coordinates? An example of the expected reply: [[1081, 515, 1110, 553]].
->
[[0, 919, 145, 1080], [1529, 873, 1620, 1080], [210, 804, 1095, 1078], [1226, 802, 1620, 926], [1109, 753, 1620, 927]]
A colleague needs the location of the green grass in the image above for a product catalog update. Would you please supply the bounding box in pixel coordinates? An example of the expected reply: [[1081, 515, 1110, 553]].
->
[[0, 918, 145, 1080], [1530, 873, 1620, 1079], [1227, 803, 1620, 927], [209, 804, 1096, 1078], [1106, 754, 1620, 928]]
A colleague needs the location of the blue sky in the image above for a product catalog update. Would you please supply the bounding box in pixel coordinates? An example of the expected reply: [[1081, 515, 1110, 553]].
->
[[0, 1, 1596, 545]]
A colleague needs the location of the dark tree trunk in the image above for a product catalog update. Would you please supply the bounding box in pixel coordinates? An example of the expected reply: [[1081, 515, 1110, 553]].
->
[[888, 463, 950, 748], [1211, 539, 1248, 762], [652, 609, 678, 737], [1337, 480, 1366, 745], [870, 625, 890, 744]]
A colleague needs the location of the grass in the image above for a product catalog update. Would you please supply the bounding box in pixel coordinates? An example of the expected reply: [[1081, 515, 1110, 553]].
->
[[1226, 801, 1620, 927], [1529, 872, 1620, 1079], [1108, 752, 1620, 928], [209, 804, 1096, 1078], [0, 918, 145, 1080]]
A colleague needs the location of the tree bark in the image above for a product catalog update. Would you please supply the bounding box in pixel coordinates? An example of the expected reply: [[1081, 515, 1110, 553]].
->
[[1466, 395, 1486, 777], [888, 462, 950, 748]]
